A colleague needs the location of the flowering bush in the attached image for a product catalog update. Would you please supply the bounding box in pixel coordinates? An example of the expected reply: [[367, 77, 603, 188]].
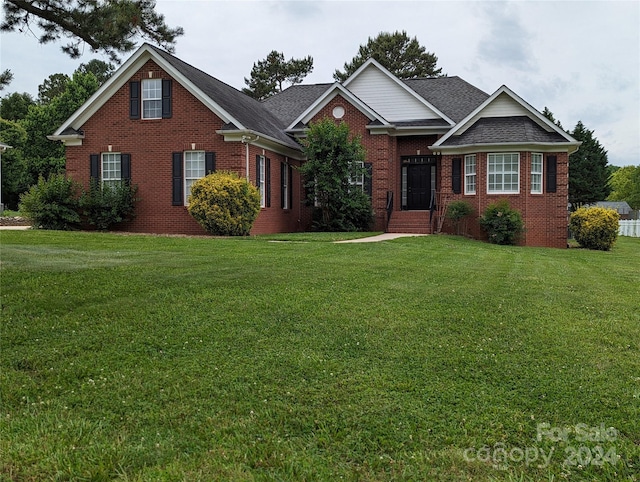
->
[[188, 171, 261, 236], [569, 206, 619, 251], [478, 200, 524, 245]]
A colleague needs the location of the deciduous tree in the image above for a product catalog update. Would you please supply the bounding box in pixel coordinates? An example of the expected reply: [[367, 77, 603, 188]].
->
[[1, 0, 183, 62], [0, 92, 35, 121], [334, 30, 442, 82], [608, 165, 640, 210], [299, 118, 373, 231]]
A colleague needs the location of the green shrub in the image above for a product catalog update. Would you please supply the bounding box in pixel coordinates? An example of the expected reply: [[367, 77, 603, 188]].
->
[[19, 174, 80, 230], [569, 206, 619, 251], [79, 180, 138, 231], [446, 200, 474, 235], [187, 171, 261, 236], [312, 189, 373, 232], [478, 200, 524, 245]]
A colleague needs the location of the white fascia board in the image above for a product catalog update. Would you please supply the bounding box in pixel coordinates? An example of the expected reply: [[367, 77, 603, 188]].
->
[[343, 58, 455, 126], [53, 44, 244, 136], [286, 83, 390, 130], [216, 129, 304, 160], [433, 85, 578, 147], [430, 141, 581, 155]]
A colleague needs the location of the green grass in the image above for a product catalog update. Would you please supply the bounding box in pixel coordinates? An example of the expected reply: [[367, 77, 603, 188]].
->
[[1, 231, 638, 481]]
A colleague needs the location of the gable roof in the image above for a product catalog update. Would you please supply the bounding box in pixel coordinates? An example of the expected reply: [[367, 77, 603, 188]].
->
[[440, 116, 568, 146], [403, 76, 489, 123], [283, 82, 392, 131], [51, 43, 301, 151], [262, 83, 332, 127], [343, 58, 455, 125], [432, 85, 580, 153]]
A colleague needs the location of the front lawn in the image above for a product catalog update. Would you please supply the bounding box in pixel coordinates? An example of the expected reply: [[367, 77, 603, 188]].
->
[[1, 231, 638, 481]]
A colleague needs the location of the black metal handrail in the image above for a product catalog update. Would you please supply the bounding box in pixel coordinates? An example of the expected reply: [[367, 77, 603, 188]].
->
[[386, 191, 393, 223]]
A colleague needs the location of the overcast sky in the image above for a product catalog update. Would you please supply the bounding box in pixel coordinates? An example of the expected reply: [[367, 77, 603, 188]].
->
[[1, 0, 638, 166]]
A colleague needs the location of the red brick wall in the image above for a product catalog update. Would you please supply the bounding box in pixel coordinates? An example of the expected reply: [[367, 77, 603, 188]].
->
[[439, 151, 569, 248], [65, 60, 311, 236]]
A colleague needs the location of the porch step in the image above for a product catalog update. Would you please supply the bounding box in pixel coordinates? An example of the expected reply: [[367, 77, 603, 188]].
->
[[387, 210, 433, 234]]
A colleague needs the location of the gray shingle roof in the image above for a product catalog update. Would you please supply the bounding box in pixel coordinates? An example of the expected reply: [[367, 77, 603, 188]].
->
[[439, 116, 568, 146], [150, 46, 301, 150], [403, 76, 489, 123], [262, 83, 333, 126]]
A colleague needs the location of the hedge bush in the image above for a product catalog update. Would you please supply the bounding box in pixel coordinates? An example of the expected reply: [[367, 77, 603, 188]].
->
[[446, 200, 474, 236], [569, 206, 619, 251], [478, 200, 524, 245], [79, 180, 138, 231], [187, 171, 261, 236], [19, 174, 81, 230]]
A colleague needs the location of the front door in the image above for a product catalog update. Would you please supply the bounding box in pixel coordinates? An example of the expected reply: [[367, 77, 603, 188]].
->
[[407, 164, 430, 210]]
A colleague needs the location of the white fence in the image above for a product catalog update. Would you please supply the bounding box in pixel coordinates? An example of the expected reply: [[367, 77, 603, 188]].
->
[[619, 220, 640, 237]]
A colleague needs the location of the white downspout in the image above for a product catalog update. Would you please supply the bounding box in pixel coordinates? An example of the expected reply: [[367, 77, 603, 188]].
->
[[241, 135, 259, 182]]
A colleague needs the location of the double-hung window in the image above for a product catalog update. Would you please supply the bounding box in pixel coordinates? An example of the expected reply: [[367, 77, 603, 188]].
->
[[531, 153, 543, 194], [257, 155, 266, 207], [142, 79, 162, 119], [350, 161, 365, 191], [281, 162, 289, 209], [184, 151, 205, 205], [464, 154, 476, 195], [488, 153, 520, 194], [101, 153, 121, 188]]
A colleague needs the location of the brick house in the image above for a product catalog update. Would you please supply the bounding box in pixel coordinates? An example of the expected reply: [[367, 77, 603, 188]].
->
[[51, 44, 580, 247]]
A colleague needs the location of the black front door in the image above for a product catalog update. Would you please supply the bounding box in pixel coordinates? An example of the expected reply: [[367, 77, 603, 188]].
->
[[407, 164, 430, 210]]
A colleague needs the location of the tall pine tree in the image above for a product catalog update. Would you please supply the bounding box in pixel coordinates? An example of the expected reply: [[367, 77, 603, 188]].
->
[[569, 121, 610, 210], [334, 31, 442, 82], [243, 51, 313, 101]]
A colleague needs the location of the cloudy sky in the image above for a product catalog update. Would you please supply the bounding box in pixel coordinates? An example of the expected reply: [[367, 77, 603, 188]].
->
[[1, 0, 638, 166]]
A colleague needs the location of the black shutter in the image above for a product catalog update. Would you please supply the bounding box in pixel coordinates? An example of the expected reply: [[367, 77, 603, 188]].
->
[[90, 154, 100, 182], [129, 81, 140, 119], [280, 162, 286, 209], [546, 155, 557, 193], [288, 165, 293, 209], [364, 162, 373, 198], [255, 155, 261, 187], [452, 158, 462, 194], [172, 152, 183, 205], [121, 154, 131, 182], [162, 79, 172, 118], [205, 152, 216, 174], [266, 158, 271, 207]]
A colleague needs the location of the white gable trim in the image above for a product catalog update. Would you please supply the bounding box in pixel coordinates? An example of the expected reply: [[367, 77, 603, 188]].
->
[[52, 44, 245, 137], [343, 58, 455, 126], [286, 83, 390, 130], [433, 85, 578, 148]]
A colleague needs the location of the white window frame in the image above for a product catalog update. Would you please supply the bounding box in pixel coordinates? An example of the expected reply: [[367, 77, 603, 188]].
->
[[487, 153, 520, 194], [142, 79, 162, 119], [349, 161, 365, 192], [464, 154, 476, 195], [184, 151, 206, 205], [282, 163, 289, 210], [258, 155, 266, 208], [101, 152, 121, 188], [531, 153, 543, 194]]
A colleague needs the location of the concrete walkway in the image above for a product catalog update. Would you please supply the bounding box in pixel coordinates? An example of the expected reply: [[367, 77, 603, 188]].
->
[[335, 233, 428, 243], [0, 225, 31, 230]]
